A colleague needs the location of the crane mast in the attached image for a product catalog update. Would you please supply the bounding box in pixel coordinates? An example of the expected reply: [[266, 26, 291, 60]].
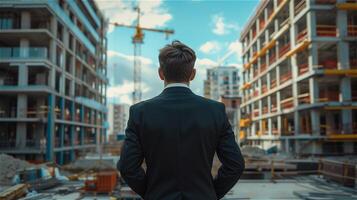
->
[[111, 7, 174, 104]]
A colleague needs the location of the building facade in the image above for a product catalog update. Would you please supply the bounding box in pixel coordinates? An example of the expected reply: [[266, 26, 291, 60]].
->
[[107, 103, 129, 137], [239, 0, 357, 155], [0, 0, 108, 164], [204, 66, 240, 101]]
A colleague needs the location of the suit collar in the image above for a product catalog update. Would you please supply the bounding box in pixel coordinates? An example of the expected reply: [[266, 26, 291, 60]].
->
[[161, 86, 194, 96]]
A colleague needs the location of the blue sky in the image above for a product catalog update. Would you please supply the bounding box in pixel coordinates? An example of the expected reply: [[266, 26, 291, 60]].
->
[[96, 0, 259, 105]]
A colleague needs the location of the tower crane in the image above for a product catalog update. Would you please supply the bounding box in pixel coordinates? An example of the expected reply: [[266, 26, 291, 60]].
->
[[111, 7, 174, 104]]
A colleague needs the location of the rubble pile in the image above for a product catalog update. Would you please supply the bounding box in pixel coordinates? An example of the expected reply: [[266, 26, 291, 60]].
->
[[0, 154, 33, 185], [63, 159, 115, 173]]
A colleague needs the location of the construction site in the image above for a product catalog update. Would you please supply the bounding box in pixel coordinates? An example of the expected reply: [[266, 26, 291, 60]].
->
[[0, 0, 356, 199]]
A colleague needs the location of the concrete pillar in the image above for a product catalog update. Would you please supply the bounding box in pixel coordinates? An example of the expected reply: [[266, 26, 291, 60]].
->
[[49, 17, 57, 89], [307, 11, 316, 40], [16, 123, 26, 148], [311, 110, 320, 135], [309, 78, 319, 103], [46, 94, 55, 161], [21, 11, 31, 29]]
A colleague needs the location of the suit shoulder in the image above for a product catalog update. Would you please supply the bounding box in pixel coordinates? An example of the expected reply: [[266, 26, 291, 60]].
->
[[130, 95, 161, 111], [194, 95, 225, 110]]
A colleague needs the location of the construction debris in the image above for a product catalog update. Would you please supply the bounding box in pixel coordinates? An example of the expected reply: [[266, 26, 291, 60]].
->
[[0, 184, 27, 200], [241, 146, 266, 157], [0, 154, 33, 185]]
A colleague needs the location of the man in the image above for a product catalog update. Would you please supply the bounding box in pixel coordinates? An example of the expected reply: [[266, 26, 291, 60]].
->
[[118, 40, 245, 200]]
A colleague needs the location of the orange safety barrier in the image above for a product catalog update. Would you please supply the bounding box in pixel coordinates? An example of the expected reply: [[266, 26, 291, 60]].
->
[[348, 25, 357, 36], [317, 25, 337, 37], [298, 63, 309, 75], [319, 60, 337, 69], [279, 43, 291, 58], [296, 29, 308, 44], [280, 71, 292, 84]]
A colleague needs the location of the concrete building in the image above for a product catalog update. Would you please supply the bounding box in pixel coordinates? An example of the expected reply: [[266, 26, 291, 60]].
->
[[221, 95, 242, 142], [204, 66, 241, 139], [239, 0, 357, 155], [204, 66, 240, 101], [0, 0, 108, 164], [107, 103, 129, 137]]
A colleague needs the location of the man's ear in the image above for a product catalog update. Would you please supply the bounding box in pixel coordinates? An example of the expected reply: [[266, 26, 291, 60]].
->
[[158, 67, 165, 81], [189, 68, 196, 81]]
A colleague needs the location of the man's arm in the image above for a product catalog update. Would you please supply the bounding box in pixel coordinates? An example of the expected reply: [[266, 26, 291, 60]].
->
[[117, 106, 146, 198], [214, 104, 245, 199]]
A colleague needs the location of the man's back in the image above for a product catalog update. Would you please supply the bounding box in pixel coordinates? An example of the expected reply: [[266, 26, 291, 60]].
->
[[119, 87, 245, 200]]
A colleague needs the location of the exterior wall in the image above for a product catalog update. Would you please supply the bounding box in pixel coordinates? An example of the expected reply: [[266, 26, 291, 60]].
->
[[204, 66, 240, 101], [239, 0, 357, 155], [0, 0, 108, 164], [107, 103, 129, 137]]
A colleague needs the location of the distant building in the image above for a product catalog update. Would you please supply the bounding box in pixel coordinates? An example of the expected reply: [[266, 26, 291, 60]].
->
[[0, 0, 108, 164], [107, 104, 129, 139], [204, 66, 241, 140], [204, 66, 240, 101], [221, 95, 242, 142]]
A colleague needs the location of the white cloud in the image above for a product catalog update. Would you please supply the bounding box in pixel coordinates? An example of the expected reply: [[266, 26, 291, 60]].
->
[[199, 41, 221, 54], [212, 14, 240, 35], [107, 80, 151, 104], [95, 0, 172, 33]]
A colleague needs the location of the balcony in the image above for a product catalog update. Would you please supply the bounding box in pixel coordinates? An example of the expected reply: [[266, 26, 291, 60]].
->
[[352, 90, 357, 101], [271, 79, 277, 89], [269, 52, 276, 65], [348, 25, 357, 37], [298, 93, 310, 104], [296, 29, 308, 44], [319, 90, 339, 102], [253, 109, 259, 117], [298, 63, 309, 75], [262, 84, 268, 94], [253, 89, 259, 97], [262, 106, 268, 115], [281, 97, 294, 109], [0, 47, 48, 60], [260, 62, 267, 73], [271, 104, 277, 113], [279, 43, 291, 58], [316, 25, 337, 37], [280, 71, 292, 84], [318, 59, 337, 69], [295, 0, 306, 15]]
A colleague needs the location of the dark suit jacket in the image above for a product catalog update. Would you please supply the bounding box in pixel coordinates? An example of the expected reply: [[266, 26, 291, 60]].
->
[[118, 87, 245, 200]]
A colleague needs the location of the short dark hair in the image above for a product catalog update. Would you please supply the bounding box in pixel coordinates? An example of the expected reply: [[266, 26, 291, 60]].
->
[[159, 40, 196, 82]]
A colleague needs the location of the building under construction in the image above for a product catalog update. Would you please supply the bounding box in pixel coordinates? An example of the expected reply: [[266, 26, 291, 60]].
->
[[0, 0, 108, 164], [239, 0, 357, 155]]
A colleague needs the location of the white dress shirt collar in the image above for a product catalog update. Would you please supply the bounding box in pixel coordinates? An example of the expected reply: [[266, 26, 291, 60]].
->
[[164, 83, 189, 89]]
